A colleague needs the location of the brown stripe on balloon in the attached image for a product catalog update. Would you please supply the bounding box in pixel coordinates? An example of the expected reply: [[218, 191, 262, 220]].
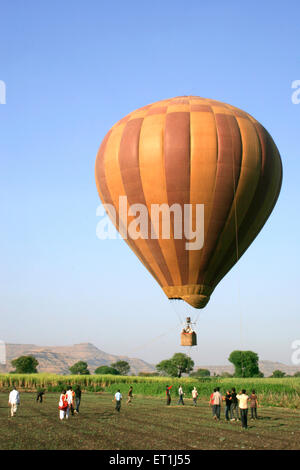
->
[[118, 117, 174, 286], [164, 111, 190, 285], [190, 104, 212, 112], [209, 120, 282, 288], [95, 128, 162, 286], [146, 106, 168, 116], [95, 130, 113, 205], [197, 112, 242, 285]]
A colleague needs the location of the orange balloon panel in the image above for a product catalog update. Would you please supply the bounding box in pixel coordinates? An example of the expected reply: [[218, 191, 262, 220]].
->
[[95, 97, 282, 308]]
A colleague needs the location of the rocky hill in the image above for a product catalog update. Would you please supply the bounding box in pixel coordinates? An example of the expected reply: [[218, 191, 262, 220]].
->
[[196, 361, 300, 377], [0, 342, 156, 375], [0, 342, 299, 377]]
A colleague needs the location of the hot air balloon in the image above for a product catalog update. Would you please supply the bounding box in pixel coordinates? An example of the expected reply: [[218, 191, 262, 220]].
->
[[95, 96, 282, 345]]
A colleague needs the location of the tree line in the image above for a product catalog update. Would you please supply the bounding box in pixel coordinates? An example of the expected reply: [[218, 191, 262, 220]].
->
[[8, 351, 300, 378]]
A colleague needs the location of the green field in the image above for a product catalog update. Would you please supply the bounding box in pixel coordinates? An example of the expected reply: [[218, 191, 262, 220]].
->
[[1, 374, 300, 408], [1, 391, 300, 450]]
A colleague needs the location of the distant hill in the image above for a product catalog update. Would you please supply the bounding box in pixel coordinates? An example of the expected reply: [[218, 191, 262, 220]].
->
[[1, 343, 299, 377], [195, 361, 300, 377], [0, 343, 156, 375]]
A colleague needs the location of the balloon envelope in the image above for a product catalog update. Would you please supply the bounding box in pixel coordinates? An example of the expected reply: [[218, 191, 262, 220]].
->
[[95, 96, 282, 308]]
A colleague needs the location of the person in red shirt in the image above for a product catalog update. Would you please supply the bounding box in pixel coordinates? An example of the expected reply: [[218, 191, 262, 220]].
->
[[58, 390, 68, 420], [166, 385, 172, 406]]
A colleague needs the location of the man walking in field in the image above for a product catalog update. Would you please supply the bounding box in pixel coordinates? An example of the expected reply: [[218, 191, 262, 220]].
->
[[230, 387, 239, 421], [74, 385, 81, 414], [192, 386, 198, 406], [36, 388, 45, 403], [211, 387, 222, 421], [8, 386, 20, 417], [114, 389, 122, 412], [237, 389, 249, 429], [127, 386, 133, 405], [166, 385, 172, 406], [224, 390, 232, 421], [249, 389, 258, 420], [177, 385, 185, 405]]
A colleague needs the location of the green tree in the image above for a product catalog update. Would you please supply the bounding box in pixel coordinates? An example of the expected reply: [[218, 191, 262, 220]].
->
[[294, 371, 300, 377], [110, 360, 130, 375], [190, 368, 210, 377], [271, 370, 286, 378], [69, 361, 90, 375], [11, 355, 39, 373], [156, 353, 194, 378], [94, 365, 120, 375], [156, 359, 178, 377], [228, 350, 261, 377]]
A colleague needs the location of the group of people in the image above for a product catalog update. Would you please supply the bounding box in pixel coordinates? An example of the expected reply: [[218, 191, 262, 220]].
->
[[8, 383, 258, 429], [165, 385, 258, 429], [165, 385, 199, 407], [209, 387, 258, 428], [59, 386, 82, 420], [113, 386, 133, 412]]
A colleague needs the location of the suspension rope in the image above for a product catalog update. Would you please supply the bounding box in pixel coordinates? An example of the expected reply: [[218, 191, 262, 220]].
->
[[169, 298, 185, 326]]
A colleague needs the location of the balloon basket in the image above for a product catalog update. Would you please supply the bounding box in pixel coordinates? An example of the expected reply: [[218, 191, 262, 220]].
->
[[180, 331, 197, 346]]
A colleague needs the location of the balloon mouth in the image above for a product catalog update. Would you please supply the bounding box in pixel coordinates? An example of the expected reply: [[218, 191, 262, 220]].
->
[[164, 285, 213, 309]]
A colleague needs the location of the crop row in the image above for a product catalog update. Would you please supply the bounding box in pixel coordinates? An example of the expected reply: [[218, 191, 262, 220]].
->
[[1, 374, 300, 408]]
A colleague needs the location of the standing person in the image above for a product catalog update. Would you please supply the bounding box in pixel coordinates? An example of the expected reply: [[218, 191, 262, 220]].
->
[[230, 387, 239, 421], [114, 389, 122, 412], [177, 385, 185, 405], [74, 385, 81, 414], [127, 386, 133, 405], [249, 390, 258, 420], [212, 387, 222, 421], [8, 386, 20, 417], [209, 388, 215, 417], [237, 389, 249, 429], [58, 390, 68, 420], [224, 390, 232, 422], [166, 385, 172, 406], [192, 387, 198, 406], [66, 386, 75, 418], [36, 388, 45, 403]]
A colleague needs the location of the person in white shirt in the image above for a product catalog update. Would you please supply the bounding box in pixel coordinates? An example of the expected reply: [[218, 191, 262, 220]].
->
[[192, 387, 198, 406], [236, 389, 249, 429], [177, 386, 185, 405], [8, 386, 20, 417], [65, 386, 75, 418], [114, 390, 122, 412]]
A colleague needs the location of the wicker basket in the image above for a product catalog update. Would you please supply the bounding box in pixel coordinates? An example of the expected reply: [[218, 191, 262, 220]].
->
[[180, 331, 197, 346]]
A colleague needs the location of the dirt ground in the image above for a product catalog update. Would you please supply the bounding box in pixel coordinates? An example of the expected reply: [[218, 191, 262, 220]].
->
[[0, 392, 299, 450]]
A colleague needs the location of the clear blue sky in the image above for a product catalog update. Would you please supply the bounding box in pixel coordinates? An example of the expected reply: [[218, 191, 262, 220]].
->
[[0, 1, 299, 366]]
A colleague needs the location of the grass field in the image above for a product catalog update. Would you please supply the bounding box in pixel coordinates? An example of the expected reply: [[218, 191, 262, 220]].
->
[[1, 374, 300, 408], [1, 392, 300, 450]]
